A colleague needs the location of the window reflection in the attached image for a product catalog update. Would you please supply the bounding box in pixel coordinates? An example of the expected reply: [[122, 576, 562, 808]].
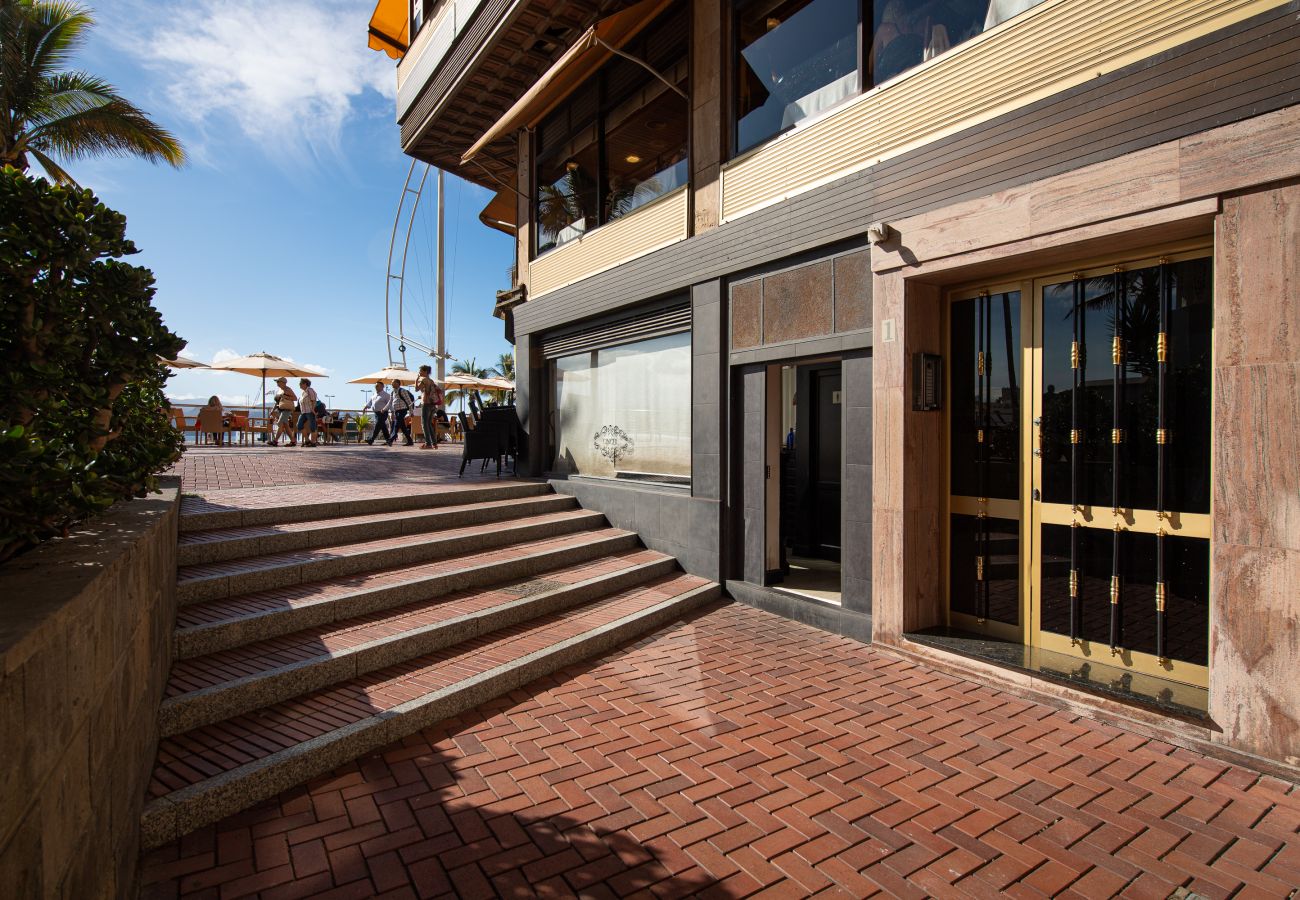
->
[[535, 5, 688, 255], [735, 0, 860, 154], [733, 0, 1051, 155]]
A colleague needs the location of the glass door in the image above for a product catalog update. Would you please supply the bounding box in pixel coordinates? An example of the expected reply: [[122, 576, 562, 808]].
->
[[946, 285, 1028, 641], [1030, 251, 1213, 688]]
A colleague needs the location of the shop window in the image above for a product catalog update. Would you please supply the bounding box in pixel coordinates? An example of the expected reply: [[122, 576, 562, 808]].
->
[[551, 332, 691, 480], [733, 0, 1051, 155], [535, 5, 689, 256]]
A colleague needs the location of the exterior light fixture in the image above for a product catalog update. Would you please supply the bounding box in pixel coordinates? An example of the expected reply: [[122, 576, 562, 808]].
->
[[867, 221, 893, 244], [766, 16, 781, 29], [625, 154, 641, 163], [565, 159, 579, 172]]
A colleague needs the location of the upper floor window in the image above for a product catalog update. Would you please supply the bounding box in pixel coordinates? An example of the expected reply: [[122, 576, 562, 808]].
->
[[535, 4, 689, 256], [734, 0, 1049, 155]]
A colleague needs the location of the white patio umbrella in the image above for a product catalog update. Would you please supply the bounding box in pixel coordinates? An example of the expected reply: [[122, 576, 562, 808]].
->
[[160, 355, 209, 369], [347, 366, 422, 385], [210, 352, 328, 428], [478, 376, 514, 391]]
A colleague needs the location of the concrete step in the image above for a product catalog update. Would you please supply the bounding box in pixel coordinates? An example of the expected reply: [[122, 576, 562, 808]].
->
[[178, 480, 552, 532], [177, 493, 579, 565], [141, 574, 720, 849], [175, 508, 608, 605], [158, 550, 678, 736], [173, 527, 641, 658]]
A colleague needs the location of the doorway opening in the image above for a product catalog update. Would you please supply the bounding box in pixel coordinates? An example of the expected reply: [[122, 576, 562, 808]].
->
[[767, 361, 842, 604]]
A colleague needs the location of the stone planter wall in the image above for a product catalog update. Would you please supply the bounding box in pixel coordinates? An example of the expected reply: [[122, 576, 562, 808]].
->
[[0, 479, 179, 897]]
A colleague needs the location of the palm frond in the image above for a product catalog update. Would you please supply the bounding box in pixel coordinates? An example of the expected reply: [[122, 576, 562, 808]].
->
[[30, 93, 185, 165], [27, 144, 75, 184]]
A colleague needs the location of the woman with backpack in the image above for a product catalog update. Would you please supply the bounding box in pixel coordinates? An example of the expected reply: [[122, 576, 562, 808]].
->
[[388, 379, 415, 446], [415, 364, 444, 449]]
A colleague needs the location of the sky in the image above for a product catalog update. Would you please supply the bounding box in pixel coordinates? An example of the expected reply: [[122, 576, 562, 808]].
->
[[74, 0, 515, 411]]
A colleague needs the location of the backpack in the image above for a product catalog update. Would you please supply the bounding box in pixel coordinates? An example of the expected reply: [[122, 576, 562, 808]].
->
[[398, 388, 414, 409], [314, 399, 327, 417]]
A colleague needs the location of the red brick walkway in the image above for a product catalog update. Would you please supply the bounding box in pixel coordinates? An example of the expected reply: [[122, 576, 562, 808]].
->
[[142, 604, 1300, 899], [171, 443, 489, 492]]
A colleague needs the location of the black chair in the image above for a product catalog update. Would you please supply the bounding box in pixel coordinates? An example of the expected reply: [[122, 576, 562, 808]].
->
[[458, 411, 502, 477]]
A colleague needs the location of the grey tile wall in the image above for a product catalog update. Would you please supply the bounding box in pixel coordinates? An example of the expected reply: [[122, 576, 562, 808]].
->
[[842, 351, 873, 615], [549, 478, 721, 580]]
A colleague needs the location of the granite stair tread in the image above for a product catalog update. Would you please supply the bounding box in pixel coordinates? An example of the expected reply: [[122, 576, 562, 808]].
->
[[157, 549, 679, 735], [176, 493, 578, 565], [178, 481, 551, 532], [175, 508, 608, 604], [172, 526, 640, 657], [141, 573, 719, 848]]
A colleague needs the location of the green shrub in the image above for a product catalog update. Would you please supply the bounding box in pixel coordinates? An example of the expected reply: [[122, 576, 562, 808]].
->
[[0, 166, 185, 564]]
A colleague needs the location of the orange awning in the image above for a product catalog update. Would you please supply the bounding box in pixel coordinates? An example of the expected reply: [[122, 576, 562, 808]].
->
[[478, 190, 517, 235], [368, 0, 408, 60], [460, 0, 675, 164]]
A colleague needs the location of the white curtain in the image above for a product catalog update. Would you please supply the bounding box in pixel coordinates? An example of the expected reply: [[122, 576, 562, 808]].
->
[[552, 332, 691, 479]]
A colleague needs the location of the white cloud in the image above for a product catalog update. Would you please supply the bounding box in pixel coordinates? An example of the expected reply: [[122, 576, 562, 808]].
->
[[120, 0, 394, 163], [210, 348, 242, 365]]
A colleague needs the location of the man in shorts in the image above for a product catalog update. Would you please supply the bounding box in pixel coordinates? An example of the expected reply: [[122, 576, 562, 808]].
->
[[271, 377, 297, 446]]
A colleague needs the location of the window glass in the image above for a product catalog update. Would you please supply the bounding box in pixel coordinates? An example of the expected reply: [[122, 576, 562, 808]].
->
[[870, 0, 1049, 86], [536, 135, 599, 255], [551, 332, 692, 480], [735, 0, 860, 154], [535, 7, 688, 255], [603, 82, 689, 222]]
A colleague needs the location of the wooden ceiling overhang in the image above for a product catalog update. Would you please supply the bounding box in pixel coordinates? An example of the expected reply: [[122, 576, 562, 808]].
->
[[400, 0, 630, 192]]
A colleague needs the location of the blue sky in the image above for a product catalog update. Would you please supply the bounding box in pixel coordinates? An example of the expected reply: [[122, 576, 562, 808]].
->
[[75, 0, 514, 411]]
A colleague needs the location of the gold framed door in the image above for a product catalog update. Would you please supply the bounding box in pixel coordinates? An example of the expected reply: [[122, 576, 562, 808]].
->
[[944, 283, 1031, 642], [1028, 249, 1213, 689]]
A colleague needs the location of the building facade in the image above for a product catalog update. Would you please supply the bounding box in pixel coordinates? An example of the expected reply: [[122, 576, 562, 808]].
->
[[370, 0, 1300, 774]]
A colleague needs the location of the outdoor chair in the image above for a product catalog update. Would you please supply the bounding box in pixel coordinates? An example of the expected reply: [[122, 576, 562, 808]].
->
[[196, 408, 226, 446], [457, 411, 502, 477], [227, 410, 250, 445]]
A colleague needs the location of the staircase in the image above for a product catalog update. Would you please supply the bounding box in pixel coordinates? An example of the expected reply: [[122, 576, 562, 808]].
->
[[142, 481, 719, 849]]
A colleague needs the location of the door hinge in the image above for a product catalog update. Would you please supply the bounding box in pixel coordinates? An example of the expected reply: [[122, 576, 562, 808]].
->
[[765, 464, 771, 479]]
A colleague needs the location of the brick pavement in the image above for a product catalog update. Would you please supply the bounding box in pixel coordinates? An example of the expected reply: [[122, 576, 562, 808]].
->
[[171, 444, 488, 493], [142, 603, 1300, 899]]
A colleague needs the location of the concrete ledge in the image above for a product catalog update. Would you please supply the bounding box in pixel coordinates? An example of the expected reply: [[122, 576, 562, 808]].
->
[[0, 479, 180, 897], [725, 580, 873, 644]]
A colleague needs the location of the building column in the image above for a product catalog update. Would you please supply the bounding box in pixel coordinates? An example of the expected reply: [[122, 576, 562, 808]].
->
[[871, 271, 943, 643], [1209, 182, 1300, 762]]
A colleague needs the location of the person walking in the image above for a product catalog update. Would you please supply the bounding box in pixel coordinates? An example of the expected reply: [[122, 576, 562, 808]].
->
[[364, 381, 393, 445], [271, 377, 297, 446], [389, 379, 415, 446], [415, 364, 444, 449], [297, 378, 320, 447]]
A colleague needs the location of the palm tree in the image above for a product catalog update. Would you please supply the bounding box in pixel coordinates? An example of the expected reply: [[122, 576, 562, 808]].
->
[[489, 351, 514, 382], [0, 0, 185, 184]]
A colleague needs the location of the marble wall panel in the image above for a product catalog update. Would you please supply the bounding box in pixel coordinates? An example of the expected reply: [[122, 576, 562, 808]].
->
[[1215, 185, 1300, 369], [834, 250, 872, 333], [730, 279, 761, 350], [762, 260, 833, 345]]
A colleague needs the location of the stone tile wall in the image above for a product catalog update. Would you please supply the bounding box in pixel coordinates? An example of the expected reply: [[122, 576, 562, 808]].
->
[[0, 481, 179, 896]]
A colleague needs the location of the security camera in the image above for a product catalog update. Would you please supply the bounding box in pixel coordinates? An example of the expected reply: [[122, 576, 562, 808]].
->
[[867, 222, 892, 244]]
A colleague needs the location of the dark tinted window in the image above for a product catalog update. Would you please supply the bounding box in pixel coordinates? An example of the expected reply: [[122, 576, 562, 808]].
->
[[735, 0, 860, 153]]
